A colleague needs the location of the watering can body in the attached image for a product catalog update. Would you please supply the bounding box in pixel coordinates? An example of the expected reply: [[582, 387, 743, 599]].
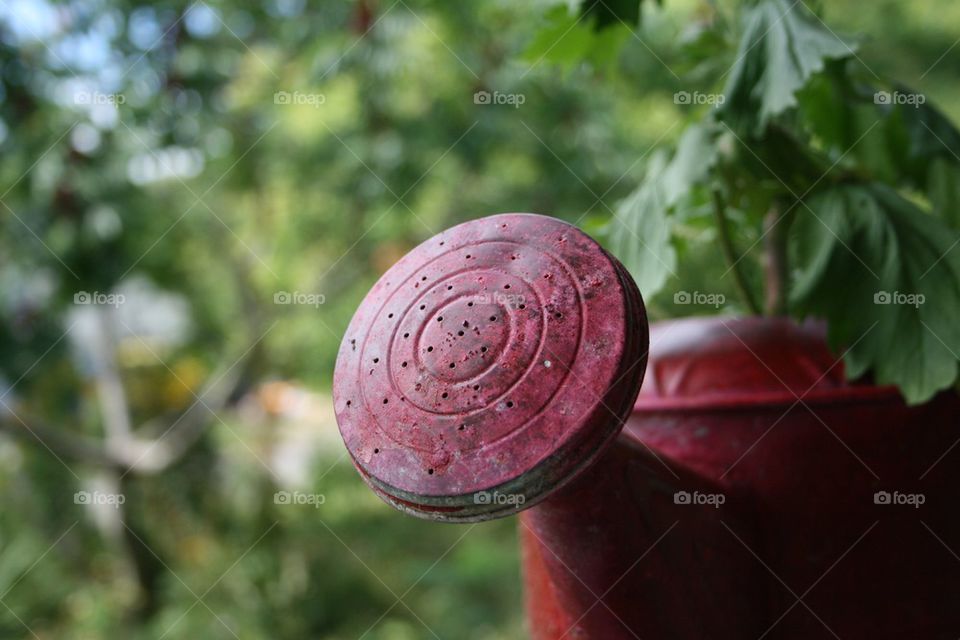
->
[[332, 214, 960, 639], [521, 316, 960, 639]]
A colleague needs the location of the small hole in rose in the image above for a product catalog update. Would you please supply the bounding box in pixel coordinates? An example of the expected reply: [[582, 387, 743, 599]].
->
[[458, 424, 465, 431], [373, 357, 379, 364], [467, 301, 474, 307], [439, 241, 445, 246], [462, 320, 469, 327], [401, 361, 407, 367], [428, 468, 434, 475], [466, 254, 471, 259], [374, 448, 380, 454], [427, 346, 434, 352], [421, 276, 427, 281], [447, 285, 453, 291], [346, 400, 352, 407], [473, 384, 480, 391], [555, 312, 563, 319], [383, 398, 388, 404], [403, 332, 409, 338], [420, 305, 426, 310], [388, 313, 394, 318], [504, 284, 510, 290], [449, 362, 456, 368], [441, 392, 448, 399], [489, 316, 496, 322], [481, 346, 487, 353], [437, 316, 444, 322], [506, 401, 514, 408], [519, 304, 526, 310], [458, 331, 464, 336]]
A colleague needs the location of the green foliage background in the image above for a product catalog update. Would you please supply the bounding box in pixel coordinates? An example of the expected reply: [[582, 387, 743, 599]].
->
[[0, 0, 958, 638]]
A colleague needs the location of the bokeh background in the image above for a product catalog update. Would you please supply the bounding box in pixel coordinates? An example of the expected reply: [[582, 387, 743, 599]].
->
[[0, 1, 958, 638]]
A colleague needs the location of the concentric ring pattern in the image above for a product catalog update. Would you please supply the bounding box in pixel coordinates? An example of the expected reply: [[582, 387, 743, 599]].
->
[[333, 214, 648, 521]]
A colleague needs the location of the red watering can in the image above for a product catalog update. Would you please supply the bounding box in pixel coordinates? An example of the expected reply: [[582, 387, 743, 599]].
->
[[333, 214, 960, 639]]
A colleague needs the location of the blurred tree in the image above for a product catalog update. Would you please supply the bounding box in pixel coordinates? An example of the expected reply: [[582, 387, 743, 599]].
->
[[0, 0, 957, 637]]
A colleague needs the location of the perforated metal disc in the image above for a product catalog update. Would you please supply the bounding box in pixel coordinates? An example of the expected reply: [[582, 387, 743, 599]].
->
[[333, 214, 648, 521]]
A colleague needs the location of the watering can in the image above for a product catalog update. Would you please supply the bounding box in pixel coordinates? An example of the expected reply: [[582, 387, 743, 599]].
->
[[333, 213, 960, 639]]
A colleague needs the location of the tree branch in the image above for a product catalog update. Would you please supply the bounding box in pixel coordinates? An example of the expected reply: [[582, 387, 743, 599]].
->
[[0, 354, 250, 474]]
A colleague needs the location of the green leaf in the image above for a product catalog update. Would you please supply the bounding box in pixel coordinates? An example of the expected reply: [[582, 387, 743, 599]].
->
[[718, 0, 855, 135], [581, 0, 643, 30], [523, 5, 631, 71], [608, 152, 677, 296], [523, 6, 595, 70], [928, 157, 960, 227], [792, 184, 960, 403], [661, 122, 721, 206], [607, 124, 720, 296], [798, 73, 960, 209], [881, 91, 960, 209], [790, 185, 845, 302], [901, 95, 960, 161]]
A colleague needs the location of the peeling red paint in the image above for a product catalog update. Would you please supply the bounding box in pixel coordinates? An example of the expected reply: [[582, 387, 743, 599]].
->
[[333, 213, 648, 520]]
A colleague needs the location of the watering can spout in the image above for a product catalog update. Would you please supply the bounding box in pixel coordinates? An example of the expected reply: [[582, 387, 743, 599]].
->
[[519, 439, 763, 639]]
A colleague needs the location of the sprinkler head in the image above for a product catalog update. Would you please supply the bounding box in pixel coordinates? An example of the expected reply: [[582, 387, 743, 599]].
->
[[333, 214, 648, 521]]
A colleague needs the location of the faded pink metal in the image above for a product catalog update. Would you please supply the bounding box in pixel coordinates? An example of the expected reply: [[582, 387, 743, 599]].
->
[[333, 213, 646, 521], [334, 214, 960, 639]]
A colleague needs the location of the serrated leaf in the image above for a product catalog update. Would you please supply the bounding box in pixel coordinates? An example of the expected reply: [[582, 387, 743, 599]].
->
[[792, 184, 960, 403], [799, 73, 960, 208], [607, 152, 677, 296], [718, 0, 855, 135]]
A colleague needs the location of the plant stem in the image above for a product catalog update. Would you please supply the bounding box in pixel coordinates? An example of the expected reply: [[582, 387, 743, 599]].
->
[[762, 201, 793, 316], [712, 189, 761, 315]]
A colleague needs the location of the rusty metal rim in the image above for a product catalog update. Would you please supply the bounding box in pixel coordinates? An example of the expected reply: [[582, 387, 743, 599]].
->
[[352, 252, 648, 523], [633, 383, 906, 413]]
